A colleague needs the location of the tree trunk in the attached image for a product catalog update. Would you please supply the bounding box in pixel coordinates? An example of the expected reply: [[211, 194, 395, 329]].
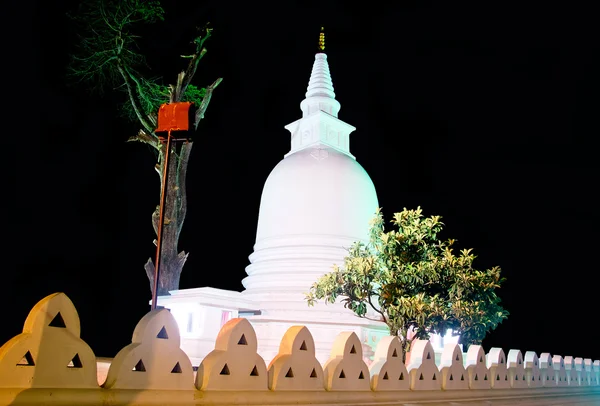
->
[[144, 140, 193, 295]]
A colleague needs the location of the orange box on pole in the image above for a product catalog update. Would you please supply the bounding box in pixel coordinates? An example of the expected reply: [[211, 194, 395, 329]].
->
[[156, 102, 196, 136]]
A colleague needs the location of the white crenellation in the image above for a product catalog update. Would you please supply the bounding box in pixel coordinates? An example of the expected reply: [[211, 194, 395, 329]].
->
[[368, 336, 410, 391], [438, 343, 468, 390], [267, 325, 324, 391], [0, 292, 98, 389], [524, 351, 542, 387], [322, 331, 371, 391], [103, 308, 194, 390], [2, 294, 600, 403], [487, 348, 510, 389], [574, 357, 585, 386], [507, 349, 527, 388], [539, 352, 554, 386], [584, 358, 594, 386], [195, 318, 268, 391], [552, 355, 569, 386], [564, 356, 577, 386], [465, 345, 491, 389], [406, 340, 441, 390]]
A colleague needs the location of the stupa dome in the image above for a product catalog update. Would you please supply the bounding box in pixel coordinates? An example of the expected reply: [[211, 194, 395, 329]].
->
[[255, 146, 378, 242], [241, 52, 379, 298]]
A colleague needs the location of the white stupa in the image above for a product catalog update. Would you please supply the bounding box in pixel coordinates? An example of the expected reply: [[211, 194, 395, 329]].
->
[[236, 48, 391, 363], [157, 36, 450, 365], [241, 51, 378, 309]]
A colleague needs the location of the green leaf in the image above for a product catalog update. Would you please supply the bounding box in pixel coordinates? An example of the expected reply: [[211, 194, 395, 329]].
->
[[305, 207, 509, 353]]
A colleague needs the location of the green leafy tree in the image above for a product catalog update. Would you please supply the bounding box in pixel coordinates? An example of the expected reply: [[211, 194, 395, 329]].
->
[[306, 207, 509, 358], [67, 0, 222, 295]]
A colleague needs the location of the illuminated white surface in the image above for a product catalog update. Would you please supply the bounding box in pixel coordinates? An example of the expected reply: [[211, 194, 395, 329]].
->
[[157, 52, 458, 366]]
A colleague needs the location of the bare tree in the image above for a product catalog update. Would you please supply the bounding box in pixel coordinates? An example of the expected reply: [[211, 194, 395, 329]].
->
[[68, 0, 222, 295]]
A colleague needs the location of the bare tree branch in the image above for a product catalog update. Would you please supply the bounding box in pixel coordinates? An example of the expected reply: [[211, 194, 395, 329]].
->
[[194, 77, 223, 128], [117, 65, 155, 134], [127, 129, 160, 150], [179, 25, 212, 97]]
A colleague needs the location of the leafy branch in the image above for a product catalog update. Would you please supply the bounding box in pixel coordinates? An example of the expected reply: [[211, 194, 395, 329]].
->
[[67, 0, 222, 146], [306, 207, 509, 358]]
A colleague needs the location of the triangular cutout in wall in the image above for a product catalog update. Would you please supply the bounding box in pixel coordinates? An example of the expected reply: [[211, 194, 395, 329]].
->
[[49, 312, 66, 328], [16, 351, 35, 366], [132, 359, 146, 372], [171, 362, 182, 373], [157, 326, 169, 339], [67, 353, 82, 368]]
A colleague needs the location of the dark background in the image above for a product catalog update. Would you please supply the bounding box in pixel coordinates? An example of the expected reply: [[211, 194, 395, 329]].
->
[[6, 1, 599, 361]]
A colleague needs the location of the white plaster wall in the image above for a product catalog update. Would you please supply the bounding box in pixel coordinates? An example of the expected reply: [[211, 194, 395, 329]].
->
[[2, 293, 599, 406]]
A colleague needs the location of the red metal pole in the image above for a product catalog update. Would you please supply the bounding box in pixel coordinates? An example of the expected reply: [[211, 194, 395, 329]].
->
[[151, 129, 173, 310]]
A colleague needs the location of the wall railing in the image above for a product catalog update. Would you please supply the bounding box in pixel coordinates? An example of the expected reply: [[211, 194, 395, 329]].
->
[[0, 292, 598, 405]]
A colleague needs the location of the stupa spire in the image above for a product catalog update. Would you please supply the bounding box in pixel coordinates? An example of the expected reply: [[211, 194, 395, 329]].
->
[[318, 26, 325, 51], [300, 27, 341, 117]]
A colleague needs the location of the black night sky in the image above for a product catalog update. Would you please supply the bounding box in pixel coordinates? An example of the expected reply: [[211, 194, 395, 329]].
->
[[7, 1, 600, 363]]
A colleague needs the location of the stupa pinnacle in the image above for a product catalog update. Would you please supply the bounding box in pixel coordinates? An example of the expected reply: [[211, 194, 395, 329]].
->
[[300, 28, 340, 118], [319, 27, 325, 51]]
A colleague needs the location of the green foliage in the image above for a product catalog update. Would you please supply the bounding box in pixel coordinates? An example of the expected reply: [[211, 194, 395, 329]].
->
[[67, 0, 215, 132], [119, 81, 206, 122], [67, 0, 165, 91], [117, 78, 167, 121], [306, 207, 509, 355]]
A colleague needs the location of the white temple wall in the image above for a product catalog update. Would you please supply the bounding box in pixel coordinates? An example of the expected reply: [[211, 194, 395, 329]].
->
[[2, 293, 599, 405]]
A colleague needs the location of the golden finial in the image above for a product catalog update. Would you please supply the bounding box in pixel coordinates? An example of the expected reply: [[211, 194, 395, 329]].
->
[[319, 27, 325, 51]]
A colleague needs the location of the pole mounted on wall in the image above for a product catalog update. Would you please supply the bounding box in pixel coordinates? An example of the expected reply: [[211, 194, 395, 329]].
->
[[151, 101, 197, 310]]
